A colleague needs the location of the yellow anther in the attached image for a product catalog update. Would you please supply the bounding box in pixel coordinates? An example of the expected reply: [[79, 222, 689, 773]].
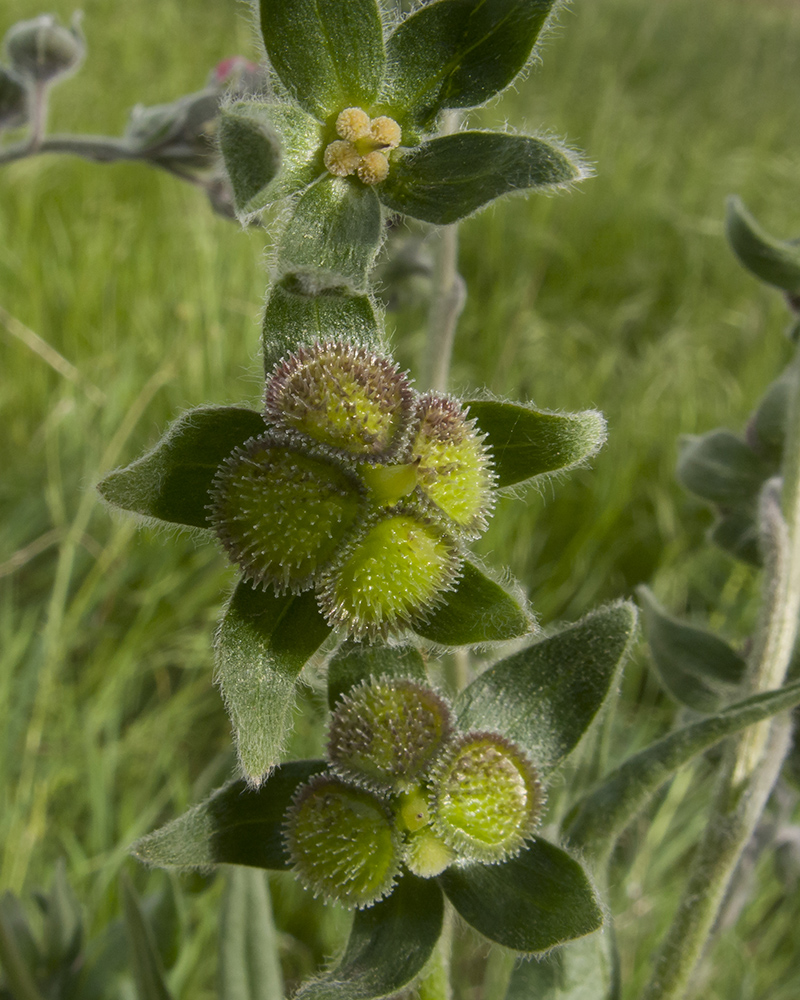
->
[[336, 107, 372, 141], [358, 150, 390, 185], [370, 116, 402, 149], [323, 139, 360, 177]]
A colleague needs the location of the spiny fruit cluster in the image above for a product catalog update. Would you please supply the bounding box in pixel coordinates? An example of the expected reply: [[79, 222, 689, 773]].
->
[[284, 676, 544, 909], [210, 340, 494, 639]]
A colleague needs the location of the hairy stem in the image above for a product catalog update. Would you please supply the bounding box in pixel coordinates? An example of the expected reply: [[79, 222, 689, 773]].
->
[[640, 340, 800, 1000], [26, 80, 50, 152], [422, 110, 465, 394]]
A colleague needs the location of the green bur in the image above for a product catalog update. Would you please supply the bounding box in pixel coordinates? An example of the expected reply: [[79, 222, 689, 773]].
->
[[285, 775, 401, 908], [328, 677, 454, 792], [211, 439, 364, 591]]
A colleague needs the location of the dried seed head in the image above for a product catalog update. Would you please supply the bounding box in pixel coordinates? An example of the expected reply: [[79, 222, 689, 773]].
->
[[357, 150, 390, 185], [318, 512, 461, 639], [335, 106, 372, 141], [403, 827, 455, 879], [323, 139, 360, 177], [265, 341, 415, 462], [210, 436, 364, 592], [429, 732, 543, 863], [409, 395, 495, 538], [328, 677, 454, 792], [285, 774, 402, 909]]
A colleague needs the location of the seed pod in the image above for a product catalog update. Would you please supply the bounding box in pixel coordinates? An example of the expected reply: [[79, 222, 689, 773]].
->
[[318, 511, 461, 639], [5, 14, 85, 84], [284, 774, 401, 908], [265, 341, 415, 462], [429, 731, 543, 863], [409, 395, 495, 538], [328, 677, 454, 792], [210, 436, 364, 592], [403, 827, 455, 879]]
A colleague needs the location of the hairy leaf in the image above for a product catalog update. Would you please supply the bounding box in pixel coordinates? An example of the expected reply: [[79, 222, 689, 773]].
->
[[505, 930, 618, 1000], [379, 132, 582, 225], [465, 400, 606, 489], [262, 276, 383, 375], [327, 642, 427, 709], [259, 0, 385, 119], [566, 676, 800, 864], [637, 586, 746, 713], [726, 196, 800, 294], [382, 0, 557, 129], [439, 839, 602, 953], [456, 603, 637, 775], [296, 875, 444, 999], [219, 102, 323, 216], [216, 582, 332, 784], [98, 407, 266, 529], [132, 762, 325, 870], [413, 561, 531, 646], [278, 177, 383, 290], [219, 868, 284, 1000], [709, 507, 761, 566], [676, 429, 771, 505]]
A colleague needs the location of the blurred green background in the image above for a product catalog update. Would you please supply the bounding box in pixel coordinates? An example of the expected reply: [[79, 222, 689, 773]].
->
[[2, 0, 800, 996]]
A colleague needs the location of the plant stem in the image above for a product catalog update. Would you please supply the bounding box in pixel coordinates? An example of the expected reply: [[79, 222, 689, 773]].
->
[[640, 340, 800, 1000], [26, 80, 50, 152], [422, 110, 465, 395]]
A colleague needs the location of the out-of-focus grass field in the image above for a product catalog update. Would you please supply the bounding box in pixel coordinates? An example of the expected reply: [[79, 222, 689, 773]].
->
[[2, 0, 800, 996]]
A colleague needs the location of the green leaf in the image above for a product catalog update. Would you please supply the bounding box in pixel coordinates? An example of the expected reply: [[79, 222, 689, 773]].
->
[[565, 675, 800, 864], [636, 586, 746, 713], [133, 762, 325, 870], [378, 132, 583, 225], [120, 876, 174, 1000], [98, 406, 266, 529], [382, 0, 556, 130], [505, 931, 618, 1000], [219, 868, 284, 1000], [413, 561, 531, 646], [726, 196, 800, 294], [456, 603, 637, 775], [262, 275, 382, 375], [465, 400, 607, 490], [709, 507, 761, 566], [279, 177, 383, 291], [676, 429, 771, 505], [219, 102, 323, 217], [216, 581, 332, 784], [295, 875, 444, 1000], [0, 897, 45, 1000], [259, 0, 385, 120], [439, 839, 602, 954], [327, 641, 427, 709], [749, 370, 795, 465]]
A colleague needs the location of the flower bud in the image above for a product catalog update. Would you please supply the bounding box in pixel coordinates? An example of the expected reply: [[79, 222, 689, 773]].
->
[[285, 774, 401, 908], [0, 66, 28, 130], [328, 677, 454, 792], [4, 13, 85, 85], [429, 732, 543, 863], [210, 437, 365, 592]]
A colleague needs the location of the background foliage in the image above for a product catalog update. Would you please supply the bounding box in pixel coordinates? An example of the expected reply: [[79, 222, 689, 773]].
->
[[2, 0, 800, 996]]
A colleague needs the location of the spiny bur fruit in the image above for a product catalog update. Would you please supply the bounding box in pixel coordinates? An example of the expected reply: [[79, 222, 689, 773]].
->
[[284, 774, 402, 908], [211, 340, 494, 638], [429, 732, 543, 863], [210, 440, 364, 592], [328, 676, 454, 792]]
